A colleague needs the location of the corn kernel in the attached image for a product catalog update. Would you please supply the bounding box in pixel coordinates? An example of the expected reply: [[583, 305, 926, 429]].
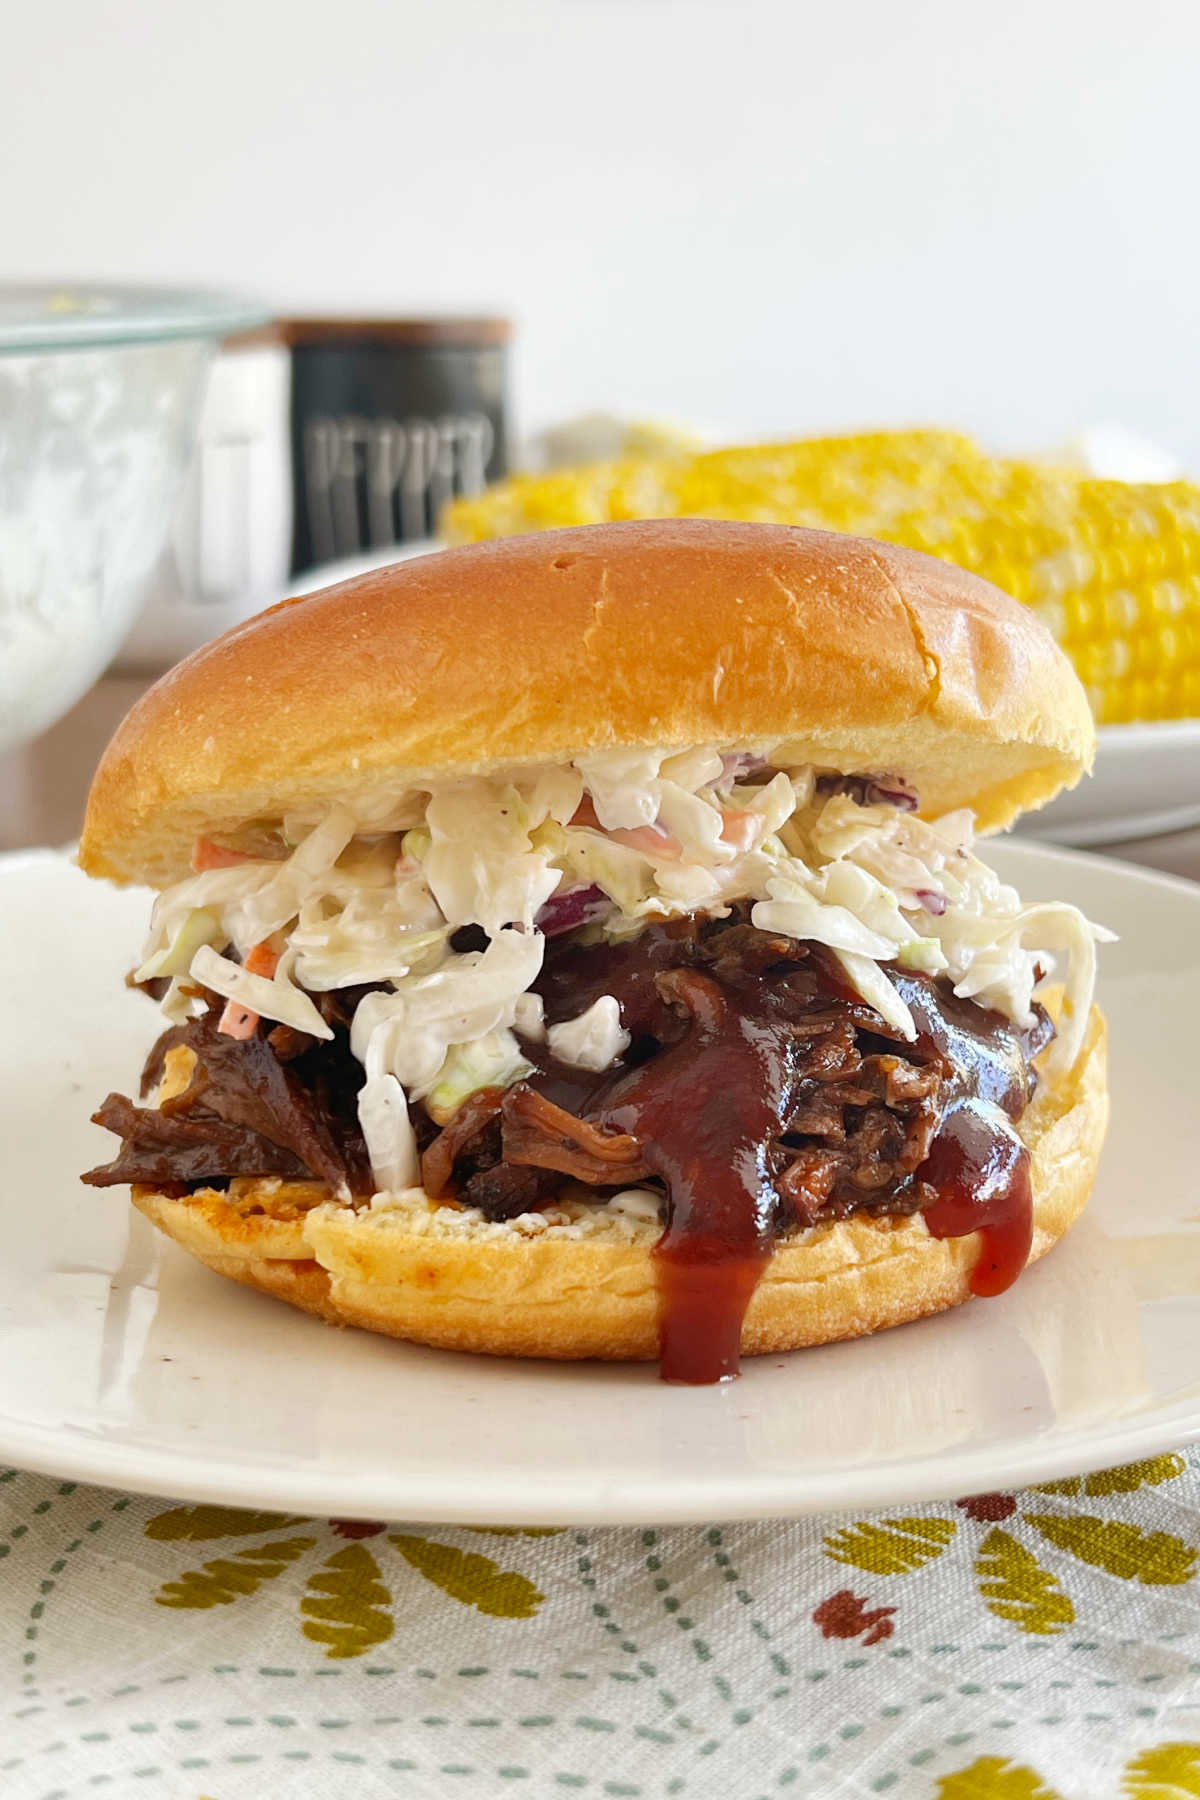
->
[[441, 429, 1200, 723]]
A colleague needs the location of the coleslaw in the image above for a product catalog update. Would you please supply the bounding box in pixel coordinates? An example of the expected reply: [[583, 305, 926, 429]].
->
[[135, 747, 1111, 1193]]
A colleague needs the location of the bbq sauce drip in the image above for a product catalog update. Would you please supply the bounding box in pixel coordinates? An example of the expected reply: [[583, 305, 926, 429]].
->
[[886, 970, 1044, 1298], [919, 1103, 1033, 1295], [529, 922, 1049, 1384], [584, 971, 796, 1384]]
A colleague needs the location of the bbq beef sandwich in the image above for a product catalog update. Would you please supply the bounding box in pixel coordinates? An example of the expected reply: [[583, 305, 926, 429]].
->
[[80, 521, 1109, 1384]]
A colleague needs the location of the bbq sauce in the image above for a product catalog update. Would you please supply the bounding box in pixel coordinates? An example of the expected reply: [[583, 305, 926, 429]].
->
[[919, 1100, 1033, 1296], [582, 972, 796, 1384], [529, 929, 1049, 1384], [887, 971, 1046, 1301]]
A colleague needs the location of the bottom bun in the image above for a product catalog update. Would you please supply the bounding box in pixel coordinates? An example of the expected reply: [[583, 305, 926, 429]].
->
[[132, 1006, 1107, 1362]]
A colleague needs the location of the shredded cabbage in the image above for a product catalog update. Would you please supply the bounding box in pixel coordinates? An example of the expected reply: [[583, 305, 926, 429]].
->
[[357, 1073, 419, 1193], [657, 783, 736, 863], [189, 945, 333, 1039], [513, 992, 546, 1042], [832, 950, 918, 1040], [134, 907, 224, 982], [289, 905, 446, 991], [142, 742, 1108, 1157], [546, 996, 631, 1071], [661, 747, 723, 791], [159, 976, 197, 1025], [146, 862, 275, 953], [575, 750, 663, 828], [737, 770, 797, 835], [559, 830, 655, 913], [234, 805, 358, 943], [425, 1030, 534, 1125], [424, 780, 561, 933], [349, 927, 543, 1103], [753, 875, 898, 959]]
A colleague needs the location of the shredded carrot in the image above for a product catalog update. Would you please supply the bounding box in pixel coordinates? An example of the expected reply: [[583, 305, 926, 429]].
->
[[192, 838, 254, 873], [245, 941, 281, 979], [610, 823, 682, 860], [569, 796, 682, 860], [218, 940, 281, 1040], [719, 809, 762, 853]]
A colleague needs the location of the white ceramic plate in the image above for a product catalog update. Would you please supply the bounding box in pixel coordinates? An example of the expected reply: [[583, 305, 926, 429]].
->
[[288, 539, 444, 595], [1024, 719, 1200, 847], [2, 843, 1197, 1524]]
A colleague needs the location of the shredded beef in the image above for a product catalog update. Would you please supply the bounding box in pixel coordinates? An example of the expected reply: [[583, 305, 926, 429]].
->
[[501, 1087, 650, 1184], [84, 1092, 311, 1187], [83, 997, 371, 1194], [420, 1087, 506, 1198], [498, 905, 1012, 1233], [267, 1023, 319, 1061], [85, 904, 1050, 1252], [455, 1135, 563, 1221]]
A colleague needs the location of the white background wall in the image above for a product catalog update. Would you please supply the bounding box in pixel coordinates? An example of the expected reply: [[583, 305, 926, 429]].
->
[[6, 0, 1199, 463]]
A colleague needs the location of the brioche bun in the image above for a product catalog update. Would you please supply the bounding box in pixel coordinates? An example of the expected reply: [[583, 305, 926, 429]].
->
[[89, 521, 1105, 1364], [131, 1007, 1107, 1361], [79, 521, 1094, 888]]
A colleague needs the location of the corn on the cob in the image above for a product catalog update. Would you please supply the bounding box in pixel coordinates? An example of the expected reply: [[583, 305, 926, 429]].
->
[[444, 430, 1200, 724]]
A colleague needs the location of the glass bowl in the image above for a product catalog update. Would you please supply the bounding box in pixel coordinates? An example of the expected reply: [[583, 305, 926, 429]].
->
[[0, 284, 265, 752]]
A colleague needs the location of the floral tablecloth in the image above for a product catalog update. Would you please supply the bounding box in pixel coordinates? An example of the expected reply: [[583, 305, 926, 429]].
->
[[3, 1452, 1199, 1800]]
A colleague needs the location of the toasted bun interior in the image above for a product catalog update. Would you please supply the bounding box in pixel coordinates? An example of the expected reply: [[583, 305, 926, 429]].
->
[[129, 1007, 1107, 1362], [80, 521, 1094, 887]]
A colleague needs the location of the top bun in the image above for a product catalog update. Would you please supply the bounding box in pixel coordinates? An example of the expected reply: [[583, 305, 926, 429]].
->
[[80, 521, 1094, 888]]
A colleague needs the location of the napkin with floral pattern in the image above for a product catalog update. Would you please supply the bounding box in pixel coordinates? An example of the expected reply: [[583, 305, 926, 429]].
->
[[3, 1451, 1200, 1799]]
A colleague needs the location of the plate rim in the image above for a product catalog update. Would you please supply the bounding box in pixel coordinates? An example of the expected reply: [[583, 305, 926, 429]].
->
[[1095, 717, 1200, 746], [1, 1409, 1196, 1527]]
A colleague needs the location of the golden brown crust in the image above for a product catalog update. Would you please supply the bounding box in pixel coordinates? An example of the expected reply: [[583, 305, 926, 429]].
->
[[80, 522, 1094, 887], [131, 1006, 1107, 1362]]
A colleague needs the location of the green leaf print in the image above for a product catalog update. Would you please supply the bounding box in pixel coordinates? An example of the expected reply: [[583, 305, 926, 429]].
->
[[300, 1543, 394, 1659], [389, 1534, 544, 1618], [465, 1526, 565, 1537], [974, 1527, 1075, 1635], [156, 1536, 317, 1609], [1033, 1456, 1186, 1499], [145, 1504, 308, 1542], [1025, 1514, 1197, 1586], [824, 1516, 957, 1575], [1083, 1456, 1187, 1496]]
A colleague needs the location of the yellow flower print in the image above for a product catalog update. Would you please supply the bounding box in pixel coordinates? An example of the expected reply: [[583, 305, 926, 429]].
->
[[937, 1744, 1200, 1798], [936, 1756, 1063, 1798], [1122, 1742, 1200, 1796], [143, 1505, 557, 1658], [821, 1455, 1195, 1638]]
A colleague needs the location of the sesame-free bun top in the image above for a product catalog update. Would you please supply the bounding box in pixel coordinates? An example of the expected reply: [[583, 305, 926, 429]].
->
[[80, 521, 1095, 888]]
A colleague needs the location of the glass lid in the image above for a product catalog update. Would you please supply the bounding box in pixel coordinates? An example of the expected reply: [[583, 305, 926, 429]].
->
[[0, 283, 268, 353]]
